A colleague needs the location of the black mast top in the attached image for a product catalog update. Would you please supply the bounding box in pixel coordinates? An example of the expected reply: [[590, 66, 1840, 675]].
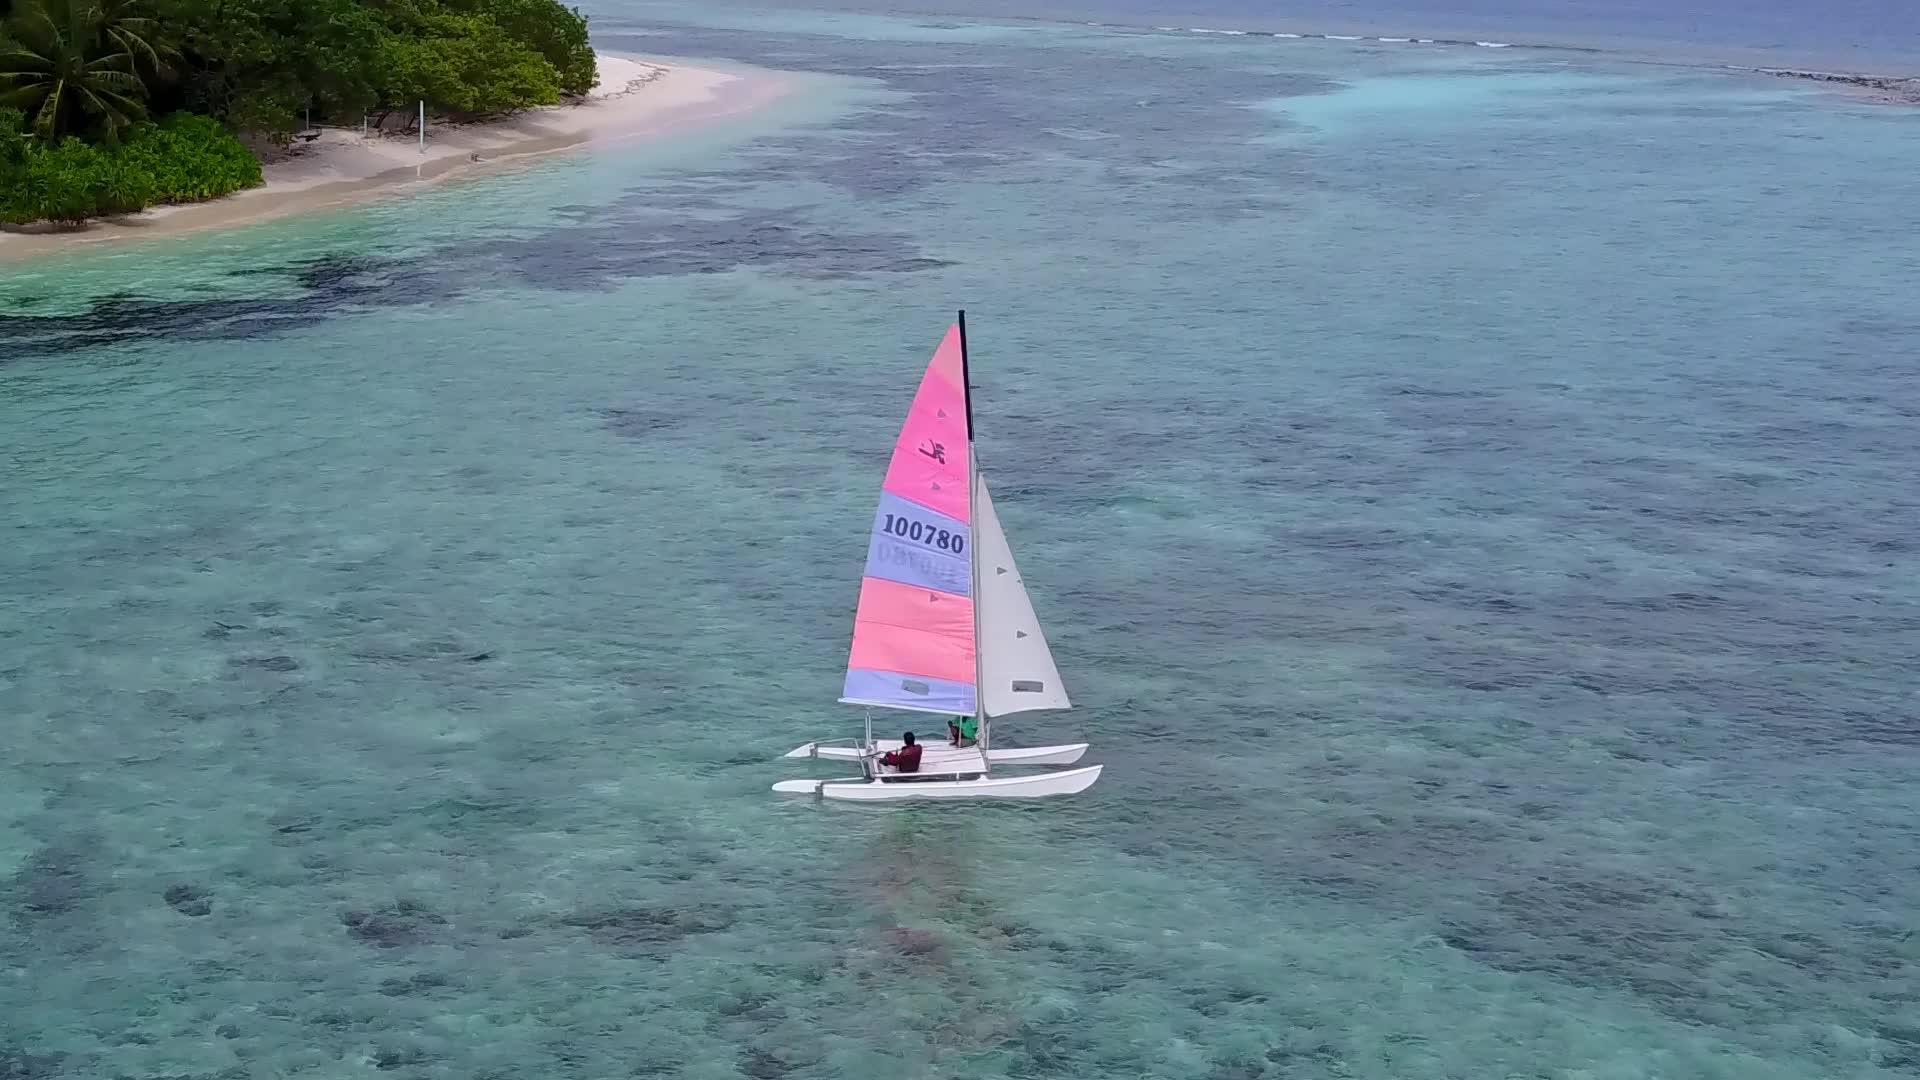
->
[[956, 309, 975, 442]]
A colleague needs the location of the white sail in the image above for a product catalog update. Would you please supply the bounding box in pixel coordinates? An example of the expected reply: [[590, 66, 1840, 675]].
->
[[974, 472, 1071, 717]]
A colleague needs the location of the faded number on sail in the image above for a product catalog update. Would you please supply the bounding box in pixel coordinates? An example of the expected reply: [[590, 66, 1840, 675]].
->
[[974, 472, 1070, 717], [840, 325, 977, 715]]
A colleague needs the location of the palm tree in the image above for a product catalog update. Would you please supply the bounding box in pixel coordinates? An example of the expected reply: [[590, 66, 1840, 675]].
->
[[0, 0, 173, 143], [98, 0, 168, 74]]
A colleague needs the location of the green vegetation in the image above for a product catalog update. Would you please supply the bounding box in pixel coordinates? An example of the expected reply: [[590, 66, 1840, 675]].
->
[[0, 0, 172, 143], [0, 0, 595, 224], [1, 108, 261, 224]]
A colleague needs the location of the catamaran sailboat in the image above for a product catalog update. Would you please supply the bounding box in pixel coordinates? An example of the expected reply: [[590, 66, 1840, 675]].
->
[[773, 314, 1102, 801]]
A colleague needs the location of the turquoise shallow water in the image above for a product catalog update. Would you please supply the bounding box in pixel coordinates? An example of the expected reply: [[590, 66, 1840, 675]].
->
[[4, 4, 1919, 1078]]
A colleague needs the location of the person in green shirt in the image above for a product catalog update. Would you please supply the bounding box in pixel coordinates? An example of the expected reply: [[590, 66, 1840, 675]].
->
[[948, 715, 978, 746]]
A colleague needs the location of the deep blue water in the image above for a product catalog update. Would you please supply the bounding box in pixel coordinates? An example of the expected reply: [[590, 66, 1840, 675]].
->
[[3, 2, 1918, 1078]]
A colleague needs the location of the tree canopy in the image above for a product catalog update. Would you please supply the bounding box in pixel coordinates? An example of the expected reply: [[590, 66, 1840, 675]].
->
[[0, 0, 173, 143], [0, 0, 595, 222], [147, 0, 596, 133]]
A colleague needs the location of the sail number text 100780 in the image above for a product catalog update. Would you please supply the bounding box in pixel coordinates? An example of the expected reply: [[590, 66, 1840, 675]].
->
[[882, 513, 966, 555]]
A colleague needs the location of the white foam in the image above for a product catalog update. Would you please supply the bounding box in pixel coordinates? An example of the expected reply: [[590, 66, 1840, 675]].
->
[[1153, 24, 1512, 52]]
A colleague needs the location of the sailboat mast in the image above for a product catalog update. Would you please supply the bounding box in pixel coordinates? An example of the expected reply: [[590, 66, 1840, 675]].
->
[[958, 310, 975, 437], [958, 309, 990, 764]]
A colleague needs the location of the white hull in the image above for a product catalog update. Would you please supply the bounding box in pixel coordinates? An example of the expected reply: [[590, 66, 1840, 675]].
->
[[784, 739, 1088, 767], [773, 764, 1102, 801]]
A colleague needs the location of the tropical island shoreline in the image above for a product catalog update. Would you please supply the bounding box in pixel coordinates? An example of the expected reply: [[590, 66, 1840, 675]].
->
[[0, 51, 791, 262]]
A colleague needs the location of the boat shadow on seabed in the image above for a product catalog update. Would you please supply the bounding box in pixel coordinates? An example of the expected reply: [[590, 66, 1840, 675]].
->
[[816, 815, 1050, 1059]]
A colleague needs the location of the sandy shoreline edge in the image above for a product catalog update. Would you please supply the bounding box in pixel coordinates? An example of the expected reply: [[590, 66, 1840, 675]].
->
[[0, 52, 791, 262]]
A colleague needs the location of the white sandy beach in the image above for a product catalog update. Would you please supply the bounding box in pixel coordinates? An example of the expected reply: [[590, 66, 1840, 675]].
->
[[0, 53, 790, 260]]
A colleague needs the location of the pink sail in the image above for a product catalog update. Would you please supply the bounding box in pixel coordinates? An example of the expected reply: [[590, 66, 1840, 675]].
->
[[841, 324, 977, 715]]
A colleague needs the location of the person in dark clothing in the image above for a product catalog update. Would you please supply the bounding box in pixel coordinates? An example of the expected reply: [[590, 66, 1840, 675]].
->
[[880, 732, 922, 773]]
